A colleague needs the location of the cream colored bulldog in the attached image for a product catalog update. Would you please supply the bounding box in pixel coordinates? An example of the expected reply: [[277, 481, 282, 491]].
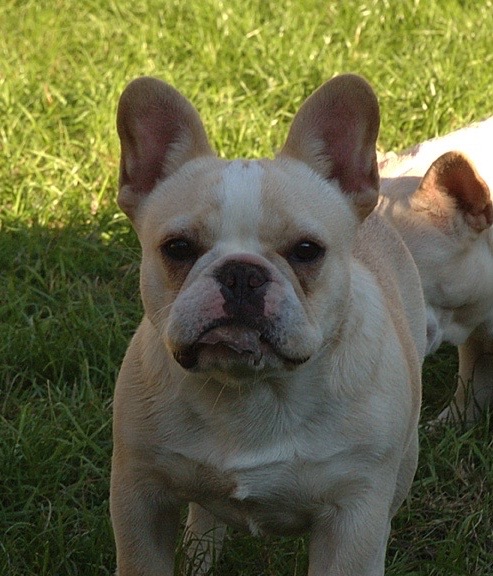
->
[[110, 74, 426, 576], [378, 118, 493, 423]]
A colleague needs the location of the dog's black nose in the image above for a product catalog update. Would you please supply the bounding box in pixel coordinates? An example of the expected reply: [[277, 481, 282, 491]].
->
[[215, 261, 270, 313]]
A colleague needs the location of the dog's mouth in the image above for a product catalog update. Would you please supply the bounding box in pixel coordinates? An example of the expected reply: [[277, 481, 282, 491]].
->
[[198, 324, 264, 363], [174, 322, 309, 372]]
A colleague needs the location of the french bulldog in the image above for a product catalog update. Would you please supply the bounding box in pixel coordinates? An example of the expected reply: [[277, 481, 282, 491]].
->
[[378, 118, 493, 424], [110, 74, 426, 576]]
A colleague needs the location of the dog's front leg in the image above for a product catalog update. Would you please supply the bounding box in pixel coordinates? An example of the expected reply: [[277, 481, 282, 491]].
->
[[438, 333, 493, 424], [307, 504, 391, 576], [111, 467, 180, 576]]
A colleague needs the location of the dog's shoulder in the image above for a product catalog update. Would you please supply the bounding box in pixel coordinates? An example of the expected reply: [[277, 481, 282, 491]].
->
[[354, 211, 427, 362], [354, 211, 419, 289]]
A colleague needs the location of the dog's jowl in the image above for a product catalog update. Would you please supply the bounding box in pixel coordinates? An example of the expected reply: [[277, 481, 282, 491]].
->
[[110, 74, 426, 576]]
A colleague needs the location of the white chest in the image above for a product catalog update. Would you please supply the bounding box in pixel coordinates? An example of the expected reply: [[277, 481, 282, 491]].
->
[[157, 436, 378, 537]]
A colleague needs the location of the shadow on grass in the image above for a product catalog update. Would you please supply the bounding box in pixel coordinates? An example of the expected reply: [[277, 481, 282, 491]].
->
[[0, 219, 142, 389], [0, 219, 141, 576]]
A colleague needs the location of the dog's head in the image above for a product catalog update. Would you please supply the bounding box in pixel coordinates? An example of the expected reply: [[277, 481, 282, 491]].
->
[[116, 74, 380, 381]]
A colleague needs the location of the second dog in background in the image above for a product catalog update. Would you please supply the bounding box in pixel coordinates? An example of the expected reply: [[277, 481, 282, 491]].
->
[[378, 118, 493, 424]]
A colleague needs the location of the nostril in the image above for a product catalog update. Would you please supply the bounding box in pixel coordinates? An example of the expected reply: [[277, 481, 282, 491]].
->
[[247, 267, 268, 289], [223, 271, 237, 289]]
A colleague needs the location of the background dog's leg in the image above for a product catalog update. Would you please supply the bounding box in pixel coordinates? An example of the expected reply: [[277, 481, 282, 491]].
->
[[184, 503, 227, 574], [111, 469, 180, 576], [438, 334, 493, 424]]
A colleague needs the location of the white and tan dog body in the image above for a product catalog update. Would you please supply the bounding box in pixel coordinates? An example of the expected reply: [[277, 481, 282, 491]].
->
[[378, 118, 493, 422], [111, 75, 426, 576]]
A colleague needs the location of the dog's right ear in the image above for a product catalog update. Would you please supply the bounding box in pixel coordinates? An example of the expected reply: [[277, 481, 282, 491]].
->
[[279, 74, 380, 220], [116, 77, 214, 218], [413, 151, 493, 232]]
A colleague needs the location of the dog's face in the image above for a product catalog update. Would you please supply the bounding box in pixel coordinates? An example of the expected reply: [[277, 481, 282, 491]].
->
[[379, 151, 493, 353], [116, 75, 380, 381], [135, 158, 358, 379]]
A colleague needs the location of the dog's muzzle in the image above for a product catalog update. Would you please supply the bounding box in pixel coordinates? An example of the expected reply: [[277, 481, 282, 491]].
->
[[172, 260, 308, 371], [171, 261, 269, 370]]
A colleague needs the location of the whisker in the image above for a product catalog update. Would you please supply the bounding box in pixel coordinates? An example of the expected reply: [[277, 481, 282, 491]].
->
[[211, 382, 228, 413]]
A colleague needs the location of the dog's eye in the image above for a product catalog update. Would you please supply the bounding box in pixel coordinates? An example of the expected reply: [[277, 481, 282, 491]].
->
[[288, 241, 324, 263], [161, 238, 198, 262]]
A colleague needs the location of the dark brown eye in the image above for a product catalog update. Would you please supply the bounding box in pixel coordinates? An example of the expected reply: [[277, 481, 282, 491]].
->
[[161, 238, 198, 262], [288, 241, 324, 263]]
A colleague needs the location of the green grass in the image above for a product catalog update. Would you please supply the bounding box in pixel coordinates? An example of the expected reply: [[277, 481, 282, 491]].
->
[[1, 0, 493, 574]]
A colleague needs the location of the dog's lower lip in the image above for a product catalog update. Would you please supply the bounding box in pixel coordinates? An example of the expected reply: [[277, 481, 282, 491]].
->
[[172, 325, 262, 370], [197, 325, 263, 364], [173, 327, 310, 371]]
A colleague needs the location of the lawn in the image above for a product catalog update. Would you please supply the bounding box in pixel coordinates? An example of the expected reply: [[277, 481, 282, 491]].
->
[[1, 0, 492, 574]]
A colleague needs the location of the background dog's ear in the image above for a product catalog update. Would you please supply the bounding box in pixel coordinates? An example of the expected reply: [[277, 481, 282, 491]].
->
[[116, 77, 214, 218], [414, 151, 493, 232], [279, 74, 380, 220]]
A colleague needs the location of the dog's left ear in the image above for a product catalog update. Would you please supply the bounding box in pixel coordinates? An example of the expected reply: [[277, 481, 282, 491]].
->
[[279, 74, 380, 220], [116, 77, 214, 219]]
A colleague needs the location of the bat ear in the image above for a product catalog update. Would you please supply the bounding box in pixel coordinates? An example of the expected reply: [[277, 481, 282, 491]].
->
[[116, 77, 214, 218], [279, 74, 380, 220], [414, 151, 493, 232]]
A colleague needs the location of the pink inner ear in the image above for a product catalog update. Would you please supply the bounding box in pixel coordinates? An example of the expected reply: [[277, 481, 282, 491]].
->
[[321, 111, 380, 197], [429, 152, 493, 231], [116, 77, 213, 208], [119, 106, 181, 195], [279, 74, 381, 219]]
